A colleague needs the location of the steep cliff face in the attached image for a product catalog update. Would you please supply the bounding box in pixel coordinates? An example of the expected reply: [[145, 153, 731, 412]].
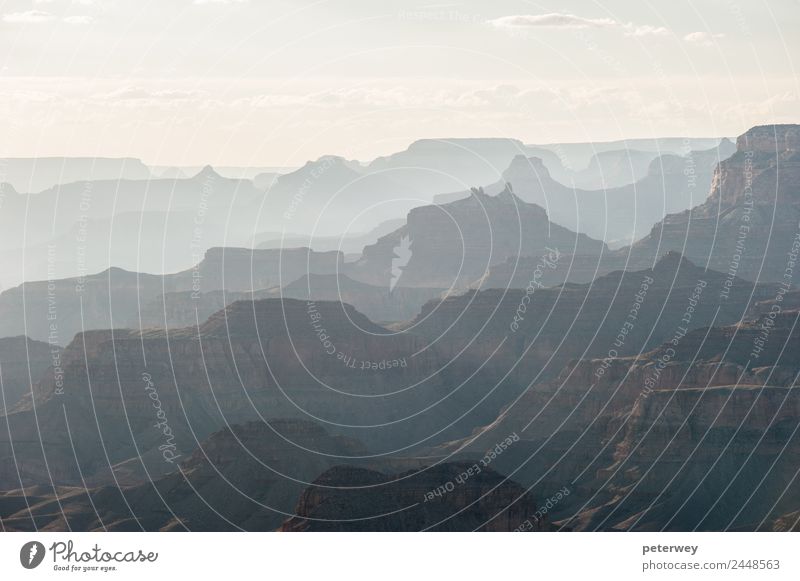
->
[[584, 384, 800, 531], [627, 124, 800, 282], [501, 141, 732, 245], [280, 462, 541, 532], [347, 187, 606, 289], [622, 326, 799, 531], [0, 419, 369, 531], [432, 308, 800, 531], [736, 124, 800, 157]]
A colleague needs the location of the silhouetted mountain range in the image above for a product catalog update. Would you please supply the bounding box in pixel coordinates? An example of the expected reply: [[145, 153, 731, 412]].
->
[[435, 139, 736, 245], [1, 124, 798, 532]]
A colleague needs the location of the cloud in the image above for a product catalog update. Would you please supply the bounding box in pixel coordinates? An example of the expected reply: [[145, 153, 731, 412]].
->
[[488, 13, 616, 29], [64, 15, 94, 25], [623, 24, 669, 37], [2, 10, 55, 23], [488, 13, 670, 38], [684, 31, 724, 46]]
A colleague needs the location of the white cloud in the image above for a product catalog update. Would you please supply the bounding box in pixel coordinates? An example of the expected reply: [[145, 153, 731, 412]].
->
[[2, 10, 55, 23], [64, 15, 94, 25], [623, 24, 669, 37], [489, 13, 671, 39], [488, 13, 617, 29], [684, 31, 724, 46]]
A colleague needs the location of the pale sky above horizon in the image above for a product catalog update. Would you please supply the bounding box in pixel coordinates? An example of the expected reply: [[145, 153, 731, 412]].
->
[[0, 0, 797, 166]]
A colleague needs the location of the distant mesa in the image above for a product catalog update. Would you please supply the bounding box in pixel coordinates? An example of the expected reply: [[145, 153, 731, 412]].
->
[[0, 157, 151, 193]]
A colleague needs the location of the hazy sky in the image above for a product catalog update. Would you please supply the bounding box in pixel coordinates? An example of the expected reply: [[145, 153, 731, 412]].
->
[[0, 0, 797, 166]]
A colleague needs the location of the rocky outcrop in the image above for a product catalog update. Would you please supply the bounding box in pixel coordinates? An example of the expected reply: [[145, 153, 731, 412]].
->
[[280, 462, 541, 531], [736, 124, 800, 155], [347, 186, 606, 289]]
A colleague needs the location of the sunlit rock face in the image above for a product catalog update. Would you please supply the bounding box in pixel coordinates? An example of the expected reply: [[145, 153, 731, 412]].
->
[[628, 124, 800, 283]]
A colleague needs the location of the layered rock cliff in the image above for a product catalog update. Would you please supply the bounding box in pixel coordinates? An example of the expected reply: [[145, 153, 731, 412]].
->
[[433, 307, 800, 531], [626, 124, 800, 282]]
